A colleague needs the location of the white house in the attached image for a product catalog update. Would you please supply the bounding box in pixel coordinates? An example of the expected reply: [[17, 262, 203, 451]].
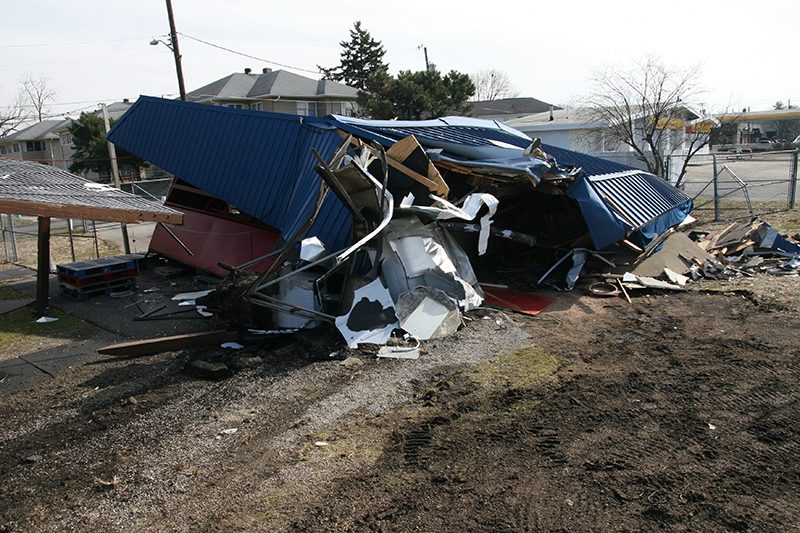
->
[[507, 106, 718, 183]]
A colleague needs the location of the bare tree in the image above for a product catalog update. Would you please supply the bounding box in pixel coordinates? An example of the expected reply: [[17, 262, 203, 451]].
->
[[0, 89, 29, 137], [19, 73, 57, 122], [582, 56, 709, 183], [471, 69, 520, 101]]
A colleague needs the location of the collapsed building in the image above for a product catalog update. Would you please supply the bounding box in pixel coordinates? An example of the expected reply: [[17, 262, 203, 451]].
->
[[107, 96, 694, 347]]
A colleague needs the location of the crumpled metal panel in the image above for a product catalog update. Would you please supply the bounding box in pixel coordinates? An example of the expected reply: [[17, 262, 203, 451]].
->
[[107, 96, 352, 251], [330, 115, 637, 181], [567, 169, 693, 249], [586, 170, 692, 229]]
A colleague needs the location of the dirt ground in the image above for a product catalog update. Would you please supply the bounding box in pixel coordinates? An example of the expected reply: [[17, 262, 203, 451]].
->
[[2, 227, 800, 531]]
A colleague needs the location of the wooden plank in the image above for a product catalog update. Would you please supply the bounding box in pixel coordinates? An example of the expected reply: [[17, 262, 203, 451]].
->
[[384, 136, 449, 196], [97, 330, 240, 357], [0, 198, 185, 225], [386, 157, 440, 191]]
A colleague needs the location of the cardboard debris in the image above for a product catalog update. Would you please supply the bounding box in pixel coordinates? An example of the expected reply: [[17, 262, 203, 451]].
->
[[632, 232, 715, 278]]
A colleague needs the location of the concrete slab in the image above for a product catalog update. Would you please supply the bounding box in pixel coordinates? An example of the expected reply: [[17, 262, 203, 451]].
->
[[0, 358, 49, 394], [0, 298, 34, 315], [1, 256, 228, 394], [94, 221, 156, 254], [0, 266, 36, 282], [22, 332, 121, 373]]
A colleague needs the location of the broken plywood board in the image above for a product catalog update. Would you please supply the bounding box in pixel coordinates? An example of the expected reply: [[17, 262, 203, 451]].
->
[[98, 330, 240, 357], [385, 135, 449, 197], [632, 232, 715, 278]]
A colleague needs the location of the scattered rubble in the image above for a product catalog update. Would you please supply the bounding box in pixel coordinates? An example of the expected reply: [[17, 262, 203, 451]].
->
[[94, 98, 799, 355]]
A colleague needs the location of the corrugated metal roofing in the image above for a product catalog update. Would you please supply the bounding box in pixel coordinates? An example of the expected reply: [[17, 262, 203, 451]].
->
[[106, 96, 352, 250], [330, 115, 636, 177], [585, 170, 692, 229], [106, 96, 687, 254], [540, 144, 636, 176]]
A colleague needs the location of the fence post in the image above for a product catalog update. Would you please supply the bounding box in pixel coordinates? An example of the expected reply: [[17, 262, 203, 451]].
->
[[3, 214, 19, 263], [790, 150, 799, 210], [712, 154, 720, 221]]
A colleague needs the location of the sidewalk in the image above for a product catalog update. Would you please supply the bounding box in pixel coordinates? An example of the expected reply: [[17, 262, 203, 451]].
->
[[0, 261, 224, 395]]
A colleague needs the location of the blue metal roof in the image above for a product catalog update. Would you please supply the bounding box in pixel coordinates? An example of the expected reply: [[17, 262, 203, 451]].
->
[[566, 169, 693, 249], [539, 144, 636, 177], [586, 170, 692, 229], [107, 96, 352, 250], [329, 114, 637, 178], [107, 97, 686, 254]]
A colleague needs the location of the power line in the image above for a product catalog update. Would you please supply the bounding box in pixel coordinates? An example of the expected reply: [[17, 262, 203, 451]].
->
[[178, 33, 320, 75]]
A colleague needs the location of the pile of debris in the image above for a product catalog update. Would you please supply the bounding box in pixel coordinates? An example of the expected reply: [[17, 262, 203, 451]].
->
[[105, 97, 761, 351], [588, 218, 800, 300]]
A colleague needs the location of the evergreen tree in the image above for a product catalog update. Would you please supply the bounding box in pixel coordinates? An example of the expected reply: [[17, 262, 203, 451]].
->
[[319, 21, 387, 91], [67, 112, 148, 178], [359, 69, 475, 120]]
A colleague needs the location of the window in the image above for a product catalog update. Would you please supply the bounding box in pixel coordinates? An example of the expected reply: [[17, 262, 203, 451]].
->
[[60, 132, 74, 146], [338, 101, 355, 116], [12, 143, 20, 153], [296, 101, 317, 116], [25, 141, 45, 152], [250, 102, 262, 111], [225, 103, 245, 109], [0, 145, 7, 155]]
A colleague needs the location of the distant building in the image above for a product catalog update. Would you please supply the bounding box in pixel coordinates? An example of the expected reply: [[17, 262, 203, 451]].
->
[[0, 100, 137, 182], [714, 108, 800, 145], [187, 68, 359, 117], [507, 105, 718, 183], [0, 119, 71, 170], [467, 97, 558, 122]]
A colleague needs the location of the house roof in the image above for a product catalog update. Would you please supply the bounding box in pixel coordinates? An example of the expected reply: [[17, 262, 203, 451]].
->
[[506, 108, 601, 130], [187, 70, 359, 102], [470, 98, 558, 118], [0, 158, 184, 224], [0, 101, 135, 142], [1, 119, 71, 143], [508, 105, 708, 133]]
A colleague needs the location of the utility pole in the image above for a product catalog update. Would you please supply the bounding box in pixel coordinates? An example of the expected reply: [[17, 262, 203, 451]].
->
[[102, 103, 131, 254], [166, 0, 187, 101]]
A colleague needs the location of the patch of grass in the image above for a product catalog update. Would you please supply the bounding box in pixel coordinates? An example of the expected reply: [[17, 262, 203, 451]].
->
[[0, 305, 91, 354], [0, 284, 27, 300], [471, 346, 559, 390]]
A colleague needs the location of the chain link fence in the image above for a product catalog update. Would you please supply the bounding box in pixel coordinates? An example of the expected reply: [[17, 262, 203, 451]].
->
[[590, 150, 800, 222]]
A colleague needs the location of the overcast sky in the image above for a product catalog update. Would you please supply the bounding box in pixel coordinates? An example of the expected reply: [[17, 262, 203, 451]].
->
[[2, 0, 797, 121]]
